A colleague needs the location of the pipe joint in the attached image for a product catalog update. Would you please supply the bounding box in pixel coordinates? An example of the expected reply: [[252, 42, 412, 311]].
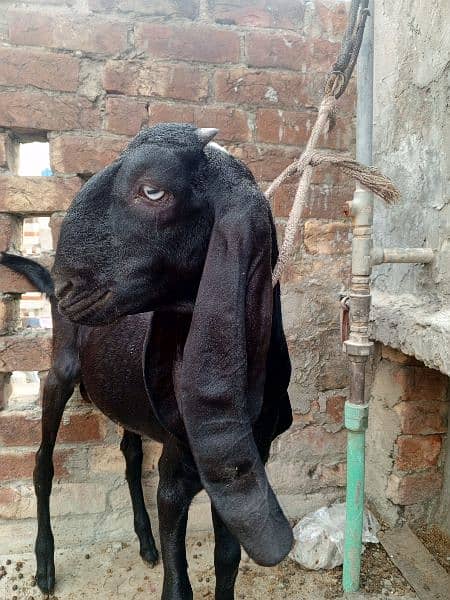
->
[[350, 189, 373, 228], [344, 339, 373, 356], [345, 402, 369, 431]]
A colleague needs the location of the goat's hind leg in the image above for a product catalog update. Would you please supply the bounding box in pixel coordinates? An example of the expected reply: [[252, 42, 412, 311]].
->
[[120, 430, 158, 566], [34, 368, 74, 594]]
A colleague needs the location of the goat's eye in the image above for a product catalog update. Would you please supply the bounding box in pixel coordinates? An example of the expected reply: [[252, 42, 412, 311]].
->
[[140, 186, 166, 201]]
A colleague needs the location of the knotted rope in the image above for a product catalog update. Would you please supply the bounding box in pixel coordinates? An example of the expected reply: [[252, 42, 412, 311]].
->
[[269, 0, 398, 287]]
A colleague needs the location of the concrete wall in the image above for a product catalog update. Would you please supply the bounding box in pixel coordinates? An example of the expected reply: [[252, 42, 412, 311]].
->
[[0, 0, 354, 552], [370, 0, 450, 374], [367, 1, 450, 532]]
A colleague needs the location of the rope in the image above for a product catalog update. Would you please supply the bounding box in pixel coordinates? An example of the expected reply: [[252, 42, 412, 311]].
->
[[269, 0, 398, 287]]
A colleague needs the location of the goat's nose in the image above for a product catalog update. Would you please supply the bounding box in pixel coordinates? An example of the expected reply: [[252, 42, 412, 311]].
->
[[55, 279, 74, 300]]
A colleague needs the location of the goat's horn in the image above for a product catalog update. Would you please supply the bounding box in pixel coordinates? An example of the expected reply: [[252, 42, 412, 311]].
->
[[197, 127, 219, 144]]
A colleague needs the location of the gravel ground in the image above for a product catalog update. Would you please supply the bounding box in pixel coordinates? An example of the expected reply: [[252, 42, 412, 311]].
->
[[0, 534, 418, 600], [414, 524, 450, 574]]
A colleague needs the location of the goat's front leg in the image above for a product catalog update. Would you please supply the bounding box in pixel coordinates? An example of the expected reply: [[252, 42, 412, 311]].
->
[[120, 429, 158, 566], [157, 443, 201, 600], [34, 369, 74, 594], [212, 507, 241, 600]]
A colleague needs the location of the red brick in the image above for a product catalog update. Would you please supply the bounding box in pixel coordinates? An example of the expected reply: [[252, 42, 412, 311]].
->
[[307, 182, 354, 218], [104, 97, 148, 136], [381, 345, 420, 365], [0, 331, 52, 371], [0, 214, 21, 252], [395, 435, 443, 471], [0, 486, 17, 508], [310, 162, 349, 186], [57, 412, 106, 443], [135, 24, 240, 64], [227, 143, 300, 182], [103, 61, 208, 102], [214, 68, 319, 109], [0, 411, 106, 446], [392, 365, 448, 402], [0, 91, 100, 132], [0, 176, 81, 214], [89, 0, 199, 18], [51, 135, 127, 175], [246, 31, 339, 72], [304, 219, 351, 255], [0, 452, 35, 482], [387, 470, 443, 505], [8, 11, 128, 54], [256, 108, 354, 149], [0, 47, 80, 92], [272, 181, 353, 220], [0, 414, 42, 446], [315, 0, 349, 38], [326, 394, 346, 425], [0, 449, 71, 481], [394, 401, 448, 435], [211, 0, 305, 29], [148, 103, 251, 142]]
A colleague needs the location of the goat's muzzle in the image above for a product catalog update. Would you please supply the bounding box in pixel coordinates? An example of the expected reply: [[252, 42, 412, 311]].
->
[[57, 284, 113, 323]]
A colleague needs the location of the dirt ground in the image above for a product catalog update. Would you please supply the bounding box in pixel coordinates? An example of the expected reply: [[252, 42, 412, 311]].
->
[[0, 534, 419, 600]]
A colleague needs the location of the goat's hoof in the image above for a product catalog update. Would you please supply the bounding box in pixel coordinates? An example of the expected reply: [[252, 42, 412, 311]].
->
[[140, 546, 159, 568], [35, 564, 55, 595]]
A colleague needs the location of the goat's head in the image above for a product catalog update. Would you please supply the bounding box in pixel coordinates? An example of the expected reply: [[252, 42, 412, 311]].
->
[[53, 122, 293, 566], [54, 124, 219, 324]]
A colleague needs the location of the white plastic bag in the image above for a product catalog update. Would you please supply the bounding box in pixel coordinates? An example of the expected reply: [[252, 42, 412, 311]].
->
[[289, 502, 379, 570]]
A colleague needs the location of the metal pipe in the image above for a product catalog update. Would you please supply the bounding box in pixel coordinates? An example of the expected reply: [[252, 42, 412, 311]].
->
[[342, 0, 374, 592], [371, 246, 434, 265]]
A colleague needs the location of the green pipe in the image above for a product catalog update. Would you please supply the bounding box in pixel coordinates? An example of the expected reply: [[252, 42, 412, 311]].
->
[[343, 401, 369, 592]]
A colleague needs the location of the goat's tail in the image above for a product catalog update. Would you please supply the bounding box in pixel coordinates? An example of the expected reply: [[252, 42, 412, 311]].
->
[[0, 252, 55, 297]]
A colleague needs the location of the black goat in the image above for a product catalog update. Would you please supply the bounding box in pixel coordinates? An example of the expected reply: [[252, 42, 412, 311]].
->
[[3, 123, 293, 600]]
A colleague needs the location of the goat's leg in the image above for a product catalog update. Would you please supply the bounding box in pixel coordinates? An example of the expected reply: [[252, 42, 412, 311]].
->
[[212, 507, 241, 600], [120, 429, 159, 566], [34, 369, 74, 594], [157, 443, 201, 600]]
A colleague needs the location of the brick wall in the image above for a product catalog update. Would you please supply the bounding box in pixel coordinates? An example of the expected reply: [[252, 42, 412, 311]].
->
[[0, 0, 355, 552], [367, 345, 449, 526]]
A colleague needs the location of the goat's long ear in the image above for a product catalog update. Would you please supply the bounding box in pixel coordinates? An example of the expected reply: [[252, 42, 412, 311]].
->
[[179, 201, 293, 566]]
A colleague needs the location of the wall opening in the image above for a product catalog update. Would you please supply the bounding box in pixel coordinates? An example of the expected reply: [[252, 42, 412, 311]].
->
[[22, 216, 52, 256], [18, 141, 52, 177], [8, 371, 41, 409], [20, 292, 52, 329], [16, 141, 53, 329]]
